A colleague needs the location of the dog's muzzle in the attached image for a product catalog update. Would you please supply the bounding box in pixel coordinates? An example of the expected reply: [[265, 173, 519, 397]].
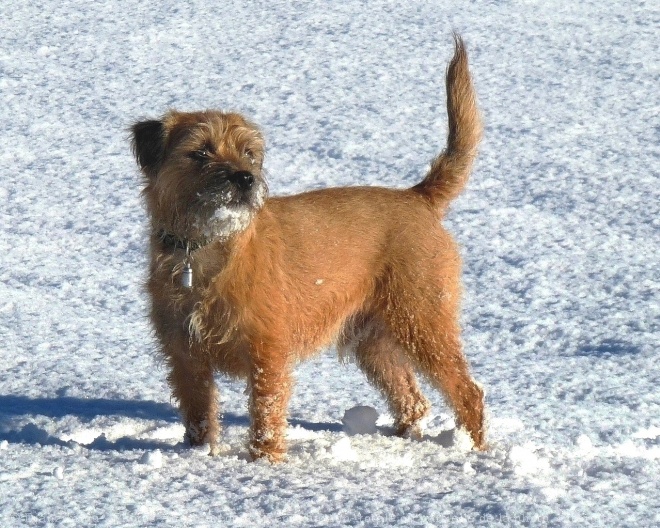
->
[[227, 171, 255, 193]]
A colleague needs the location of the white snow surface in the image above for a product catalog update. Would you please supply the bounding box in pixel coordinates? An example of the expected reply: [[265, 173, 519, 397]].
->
[[1, 1, 658, 527]]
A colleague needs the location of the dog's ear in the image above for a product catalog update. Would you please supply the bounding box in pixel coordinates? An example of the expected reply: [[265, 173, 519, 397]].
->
[[131, 119, 165, 177]]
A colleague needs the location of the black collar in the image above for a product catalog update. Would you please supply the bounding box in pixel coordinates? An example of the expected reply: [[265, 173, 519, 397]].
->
[[156, 230, 207, 253]]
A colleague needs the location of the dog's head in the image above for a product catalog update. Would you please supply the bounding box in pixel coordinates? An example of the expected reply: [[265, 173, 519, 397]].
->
[[131, 110, 267, 242]]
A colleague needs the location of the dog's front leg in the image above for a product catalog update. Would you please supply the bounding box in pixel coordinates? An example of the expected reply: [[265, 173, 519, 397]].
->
[[247, 351, 292, 462], [167, 351, 221, 455]]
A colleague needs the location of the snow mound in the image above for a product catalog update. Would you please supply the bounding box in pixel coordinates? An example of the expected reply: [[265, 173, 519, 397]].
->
[[341, 406, 379, 436], [507, 444, 551, 476], [139, 449, 163, 469], [330, 437, 358, 461]]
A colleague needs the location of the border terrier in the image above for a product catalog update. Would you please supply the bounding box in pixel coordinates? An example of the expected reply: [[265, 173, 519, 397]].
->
[[131, 35, 484, 462]]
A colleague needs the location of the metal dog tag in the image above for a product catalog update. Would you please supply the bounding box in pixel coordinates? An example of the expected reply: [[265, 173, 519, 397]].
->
[[182, 263, 193, 288]]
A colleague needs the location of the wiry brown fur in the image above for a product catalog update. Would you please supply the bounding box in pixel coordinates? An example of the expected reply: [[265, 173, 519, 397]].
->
[[131, 35, 485, 462]]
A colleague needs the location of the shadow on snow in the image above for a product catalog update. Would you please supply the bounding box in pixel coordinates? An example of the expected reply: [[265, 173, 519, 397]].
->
[[0, 394, 342, 451], [575, 338, 642, 358]]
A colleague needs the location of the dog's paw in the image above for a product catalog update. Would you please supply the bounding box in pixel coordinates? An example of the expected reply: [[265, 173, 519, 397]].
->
[[208, 442, 232, 457], [396, 423, 425, 440], [248, 443, 287, 463]]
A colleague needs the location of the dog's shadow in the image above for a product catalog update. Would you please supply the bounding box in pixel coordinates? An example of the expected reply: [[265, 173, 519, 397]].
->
[[0, 394, 342, 451], [0, 394, 179, 451]]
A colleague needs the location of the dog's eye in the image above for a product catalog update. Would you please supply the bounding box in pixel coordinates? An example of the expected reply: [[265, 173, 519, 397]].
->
[[244, 150, 255, 165], [189, 148, 211, 162]]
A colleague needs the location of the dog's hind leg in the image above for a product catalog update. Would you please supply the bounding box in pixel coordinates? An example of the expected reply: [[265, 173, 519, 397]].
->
[[414, 325, 485, 450], [379, 277, 486, 449], [351, 319, 431, 437]]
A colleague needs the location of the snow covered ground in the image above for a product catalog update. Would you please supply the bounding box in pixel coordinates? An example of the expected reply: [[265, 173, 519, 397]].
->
[[1, 0, 658, 526]]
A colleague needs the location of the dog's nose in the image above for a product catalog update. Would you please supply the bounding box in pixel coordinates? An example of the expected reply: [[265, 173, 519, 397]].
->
[[228, 171, 255, 192]]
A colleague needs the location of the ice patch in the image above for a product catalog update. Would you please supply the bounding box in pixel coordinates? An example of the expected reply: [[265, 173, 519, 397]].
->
[[0, 440, 8, 450], [52, 466, 64, 480], [342, 406, 378, 436]]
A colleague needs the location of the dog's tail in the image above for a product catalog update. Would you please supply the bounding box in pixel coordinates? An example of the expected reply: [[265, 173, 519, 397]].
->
[[412, 34, 482, 214]]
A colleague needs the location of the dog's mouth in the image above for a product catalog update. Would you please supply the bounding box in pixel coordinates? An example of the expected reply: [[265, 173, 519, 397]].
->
[[192, 171, 267, 240]]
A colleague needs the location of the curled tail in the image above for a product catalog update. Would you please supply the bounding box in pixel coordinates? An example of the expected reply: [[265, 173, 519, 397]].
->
[[413, 34, 482, 213]]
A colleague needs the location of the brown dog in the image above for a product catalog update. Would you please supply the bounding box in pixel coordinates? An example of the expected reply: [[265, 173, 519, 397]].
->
[[131, 35, 484, 462]]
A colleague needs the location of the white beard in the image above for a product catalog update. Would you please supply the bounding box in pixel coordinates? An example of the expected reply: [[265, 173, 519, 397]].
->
[[195, 180, 267, 239]]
